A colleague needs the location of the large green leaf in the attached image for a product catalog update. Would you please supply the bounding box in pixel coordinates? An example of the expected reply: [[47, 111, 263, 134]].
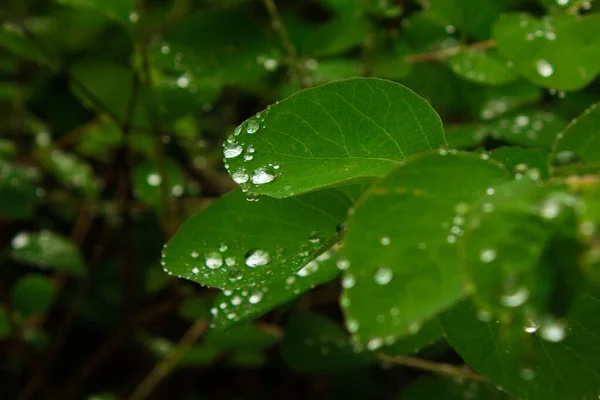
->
[[340, 152, 511, 347], [52, 0, 135, 26], [493, 13, 600, 90], [10, 230, 85, 276], [224, 78, 445, 198], [441, 291, 600, 400], [281, 313, 376, 373], [211, 250, 339, 328], [553, 102, 600, 165], [162, 186, 362, 290]]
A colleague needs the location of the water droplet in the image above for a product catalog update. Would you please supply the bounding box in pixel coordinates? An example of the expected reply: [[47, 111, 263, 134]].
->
[[555, 150, 578, 165], [374, 267, 393, 285], [480, 248, 497, 263], [219, 243, 228, 252], [228, 269, 243, 281], [536, 59, 554, 77], [367, 337, 383, 351], [205, 252, 223, 269], [408, 321, 422, 334], [342, 274, 356, 289], [500, 287, 529, 307], [245, 249, 270, 268], [191, 251, 199, 258], [129, 12, 139, 22], [515, 115, 530, 127], [486, 188, 495, 195], [245, 120, 259, 134], [176, 75, 190, 89], [263, 58, 278, 71], [477, 310, 493, 322], [308, 231, 321, 244], [347, 318, 359, 333], [11, 233, 29, 249], [147, 173, 162, 187], [232, 169, 249, 184], [539, 319, 567, 342], [224, 142, 243, 158], [225, 256, 236, 267], [540, 199, 561, 219], [297, 261, 318, 277], [380, 237, 391, 246], [337, 259, 350, 270], [250, 167, 276, 185], [524, 320, 540, 333], [231, 296, 242, 306], [249, 290, 263, 304], [191, 267, 199, 274], [520, 367, 536, 381]]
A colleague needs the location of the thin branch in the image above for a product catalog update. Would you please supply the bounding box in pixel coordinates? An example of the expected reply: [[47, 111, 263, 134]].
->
[[378, 353, 488, 383], [262, 0, 308, 86], [406, 39, 496, 64], [127, 319, 208, 400]]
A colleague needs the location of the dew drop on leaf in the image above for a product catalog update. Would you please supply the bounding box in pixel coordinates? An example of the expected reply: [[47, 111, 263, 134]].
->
[[250, 167, 276, 185], [373, 267, 393, 285], [249, 290, 263, 304], [539, 319, 567, 342], [244, 249, 271, 268], [536, 59, 554, 77], [224, 142, 243, 158], [480, 248, 497, 263], [245, 120, 259, 134], [232, 169, 249, 184], [205, 252, 223, 269]]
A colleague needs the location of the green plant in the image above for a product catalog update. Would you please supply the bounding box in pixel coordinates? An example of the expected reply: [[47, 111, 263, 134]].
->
[[2, 0, 600, 399]]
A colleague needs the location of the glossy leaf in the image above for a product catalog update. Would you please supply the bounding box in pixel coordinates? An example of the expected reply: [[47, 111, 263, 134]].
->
[[340, 152, 511, 346], [163, 186, 362, 290], [493, 13, 600, 90], [212, 250, 339, 328], [441, 291, 600, 400], [281, 313, 377, 373], [224, 78, 445, 198], [10, 230, 85, 276], [553, 102, 600, 165]]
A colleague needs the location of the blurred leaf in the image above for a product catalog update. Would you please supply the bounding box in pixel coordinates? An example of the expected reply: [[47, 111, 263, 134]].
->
[[10, 230, 85, 276], [163, 186, 361, 290], [0, 160, 40, 219], [493, 13, 600, 90], [380, 318, 443, 357], [475, 80, 542, 121], [0, 22, 52, 65], [11, 274, 55, 316], [399, 376, 510, 399], [340, 153, 510, 346], [42, 150, 97, 196], [448, 50, 518, 85], [0, 307, 12, 339], [441, 290, 600, 400], [132, 158, 185, 207], [52, 0, 135, 26], [281, 313, 377, 373], [178, 296, 211, 322], [553, 102, 600, 165], [445, 124, 488, 149], [490, 147, 551, 179], [302, 12, 370, 57], [211, 249, 339, 328], [205, 323, 279, 351], [224, 78, 445, 198], [488, 110, 567, 149]]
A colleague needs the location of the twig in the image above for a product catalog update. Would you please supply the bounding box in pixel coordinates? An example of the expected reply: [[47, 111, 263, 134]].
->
[[378, 353, 488, 383], [406, 39, 496, 64], [262, 0, 307, 86], [127, 319, 208, 400]]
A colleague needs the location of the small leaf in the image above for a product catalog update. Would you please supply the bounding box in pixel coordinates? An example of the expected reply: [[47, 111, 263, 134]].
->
[[441, 291, 600, 400], [0, 160, 41, 219], [449, 51, 518, 86], [487, 111, 567, 150], [553, 102, 600, 165], [399, 376, 510, 400], [380, 318, 443, 357], [493, 13, 600, 90], [10, 230, 85, 276], [225, 78, 445, 198], [163, 186, 361, 290], [490, 147, 550, 180], [11, 274, 55, 316], [0, 22, 53, 65], [340, 152, 511, 346], [281, 313, 376, 373]]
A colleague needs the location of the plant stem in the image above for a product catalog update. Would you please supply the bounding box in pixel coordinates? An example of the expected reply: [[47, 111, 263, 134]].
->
[[406, 39, 496, 63], [378, 353, 488, 383], [127, 319, 208, 400], [262, 0, 307, 86]]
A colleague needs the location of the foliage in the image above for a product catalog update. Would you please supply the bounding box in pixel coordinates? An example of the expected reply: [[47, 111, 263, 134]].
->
[[2, 0, 600, 399]]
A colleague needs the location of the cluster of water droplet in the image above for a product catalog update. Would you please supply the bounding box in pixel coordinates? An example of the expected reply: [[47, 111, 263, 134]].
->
[[489, 112, 556, 142]]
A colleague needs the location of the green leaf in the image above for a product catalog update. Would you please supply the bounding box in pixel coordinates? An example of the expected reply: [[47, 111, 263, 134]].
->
[[445, 124, 488, 149], [52, 0, 135, 26], [0, 22, 53, 65], [224, 78, 445, 198], [0, 160, 41, 219], [163, 186, 361, 290], [10, 230, 85, 276], [399, 376, 511, 400], [490, 148, 551, 180], [441, 290, 600, 400], [178, 296, 211, 322], [487, 111, 567, 150], [204, 323, 279, 352], [211, 249, 339, 328], [302, 13, 370, 57], [132, 158, 185, 207], [493, 13, 600, 90], [42, 150, 98, 197], [11, 274, 55, 316], [420, 0, 509, 39], [475, 80, 542, 121], [281, 313, 376, 373], [553, 102, 600, 165], [448, 51, 518, 86], [340, 152, 511, 347]]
